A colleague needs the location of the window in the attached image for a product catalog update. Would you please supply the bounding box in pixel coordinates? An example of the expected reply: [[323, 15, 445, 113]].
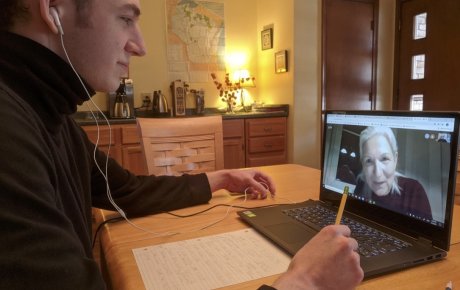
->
[[413, 12, 427, 40], [411, 54, 425, 80], [410, 94, 424, 111]]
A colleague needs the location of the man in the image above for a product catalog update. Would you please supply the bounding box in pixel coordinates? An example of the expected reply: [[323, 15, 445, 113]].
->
[[0, 0, 363, 289]]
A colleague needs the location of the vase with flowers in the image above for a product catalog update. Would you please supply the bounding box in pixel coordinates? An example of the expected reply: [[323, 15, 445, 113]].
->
[[211, 72, 255, 113]]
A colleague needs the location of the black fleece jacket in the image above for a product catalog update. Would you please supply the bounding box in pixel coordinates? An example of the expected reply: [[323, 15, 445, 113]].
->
[[0, 31, 212, 289]]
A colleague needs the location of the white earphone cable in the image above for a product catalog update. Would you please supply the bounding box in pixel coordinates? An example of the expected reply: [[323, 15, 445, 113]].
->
[[58, 30, 259, 238]]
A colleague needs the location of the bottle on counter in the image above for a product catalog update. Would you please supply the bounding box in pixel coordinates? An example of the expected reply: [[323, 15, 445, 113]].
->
[[195, 89, 205, 115]]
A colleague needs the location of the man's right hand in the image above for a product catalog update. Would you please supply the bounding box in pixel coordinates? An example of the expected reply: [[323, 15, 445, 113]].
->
[[272, 225, 364, 290]]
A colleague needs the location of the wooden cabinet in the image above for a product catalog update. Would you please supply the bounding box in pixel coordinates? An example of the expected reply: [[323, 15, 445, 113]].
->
[[245, 117, 287, 167], [82, 116, 287, 173], [83, 125, 122, 163], [222, 119, 245, 169], [222, 117, 287, 169], [82, 124, 147, 175]]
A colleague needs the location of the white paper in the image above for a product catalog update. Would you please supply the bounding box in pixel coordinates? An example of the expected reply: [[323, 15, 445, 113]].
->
[[132, 228, 291, 290]]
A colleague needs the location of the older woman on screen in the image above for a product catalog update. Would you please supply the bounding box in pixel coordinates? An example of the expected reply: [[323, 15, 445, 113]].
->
[[354, 126, 433, 220]]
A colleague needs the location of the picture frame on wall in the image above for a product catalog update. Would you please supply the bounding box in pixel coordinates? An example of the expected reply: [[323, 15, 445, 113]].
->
[[261, 28, 273, 50], [275, 50, 288, 73]]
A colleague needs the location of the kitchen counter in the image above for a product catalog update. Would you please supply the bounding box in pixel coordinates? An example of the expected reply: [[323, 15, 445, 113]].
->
[[72, 104, 289, 126]]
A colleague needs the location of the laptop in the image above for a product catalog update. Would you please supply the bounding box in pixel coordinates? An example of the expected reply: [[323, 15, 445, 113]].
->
[[238, 110, 459, 278]]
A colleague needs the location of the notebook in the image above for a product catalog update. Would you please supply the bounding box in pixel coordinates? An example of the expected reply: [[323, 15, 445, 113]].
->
[[238, 110, 459, 278]]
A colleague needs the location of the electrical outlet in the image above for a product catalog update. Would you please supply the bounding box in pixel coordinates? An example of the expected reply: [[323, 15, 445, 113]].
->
[[140, 92, 152, 108]]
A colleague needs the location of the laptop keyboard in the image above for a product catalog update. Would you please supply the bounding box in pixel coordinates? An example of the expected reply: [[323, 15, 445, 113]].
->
[[283, 204, 412, 258]]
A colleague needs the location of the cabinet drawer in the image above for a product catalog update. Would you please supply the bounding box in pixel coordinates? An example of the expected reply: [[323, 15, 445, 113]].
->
[[246, 118, 286, 137], [223, 119, 244, 138], [121, 125, 140, 144], [248, 136, 285, 153]]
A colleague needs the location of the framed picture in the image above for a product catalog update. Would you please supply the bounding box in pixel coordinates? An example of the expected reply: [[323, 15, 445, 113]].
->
[[275, 50, 288, 73], [261, 28, 273, 50]]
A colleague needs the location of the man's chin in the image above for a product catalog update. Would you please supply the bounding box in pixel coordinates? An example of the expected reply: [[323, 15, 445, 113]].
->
[[94, 79, 121, 93]]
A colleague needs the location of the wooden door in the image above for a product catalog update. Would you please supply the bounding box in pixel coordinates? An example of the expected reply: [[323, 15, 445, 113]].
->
[[222, 119, 245, 169], [322, 0, 378, 110], [394, 0, 460, 110]]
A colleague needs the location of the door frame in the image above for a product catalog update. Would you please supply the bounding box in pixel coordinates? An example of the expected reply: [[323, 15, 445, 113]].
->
[[392, 0, 403, 109]]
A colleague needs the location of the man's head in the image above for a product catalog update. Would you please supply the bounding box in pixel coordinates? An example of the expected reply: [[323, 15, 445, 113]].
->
[[0, 0, 89, 30], [3, 0, 146, 92]]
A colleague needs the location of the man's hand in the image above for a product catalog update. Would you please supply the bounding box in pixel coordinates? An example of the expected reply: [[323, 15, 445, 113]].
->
[[206, 169, 276, 199], [273, 225, 364, 290]]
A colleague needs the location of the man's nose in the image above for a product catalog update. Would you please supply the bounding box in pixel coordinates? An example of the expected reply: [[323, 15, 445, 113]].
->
[[126, 29, 147, 56]]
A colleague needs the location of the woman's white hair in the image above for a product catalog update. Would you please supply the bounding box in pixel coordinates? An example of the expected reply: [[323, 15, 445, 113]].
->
[[357, 126, 403, 196]]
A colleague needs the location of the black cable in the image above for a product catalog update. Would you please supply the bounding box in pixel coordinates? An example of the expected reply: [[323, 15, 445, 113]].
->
[[92, 216, 124, 249], [162, 203, 292, 218], [91, 203, 292, 248]]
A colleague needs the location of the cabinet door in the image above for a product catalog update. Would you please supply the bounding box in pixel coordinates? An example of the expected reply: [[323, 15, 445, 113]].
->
[[121, 125, 147, 175], [222, 119, 245, 169], [83, 126, 123, 164], [122, 145, 147, 175]]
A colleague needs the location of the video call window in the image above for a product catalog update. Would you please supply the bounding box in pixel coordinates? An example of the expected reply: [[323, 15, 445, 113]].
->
[[323, 123, 452, 227]]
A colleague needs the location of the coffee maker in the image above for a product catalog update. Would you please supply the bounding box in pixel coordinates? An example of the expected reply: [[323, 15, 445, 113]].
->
[[108, 78, 135, 118]]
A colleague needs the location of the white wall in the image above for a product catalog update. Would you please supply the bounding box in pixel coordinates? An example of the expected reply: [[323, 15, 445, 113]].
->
[[292, 0, 322, 168], [376, 0, 396, 110]]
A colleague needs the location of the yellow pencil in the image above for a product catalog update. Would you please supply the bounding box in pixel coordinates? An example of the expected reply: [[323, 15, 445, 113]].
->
[[335, 186, 349, 225]]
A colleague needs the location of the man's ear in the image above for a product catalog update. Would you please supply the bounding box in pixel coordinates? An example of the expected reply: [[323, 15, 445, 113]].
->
[[39, 0, 60, 34]]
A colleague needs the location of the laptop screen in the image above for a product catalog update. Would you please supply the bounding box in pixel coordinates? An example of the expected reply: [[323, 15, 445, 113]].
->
[[322, 111, 457, 231]]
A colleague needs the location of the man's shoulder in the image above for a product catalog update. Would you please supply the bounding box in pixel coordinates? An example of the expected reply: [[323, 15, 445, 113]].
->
[[0, 79, 46, 141], [0, 79, 31, 112]]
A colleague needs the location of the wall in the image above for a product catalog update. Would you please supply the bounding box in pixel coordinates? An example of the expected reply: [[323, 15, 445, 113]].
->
[[80, 0, 396, 170], [256, 0, 297, 164], [376, 0, 396, 110], [289, 0, 396, 168], [255, 0, 321, 168], [292, 0, 322, 168], [82, 0, 259, 112]]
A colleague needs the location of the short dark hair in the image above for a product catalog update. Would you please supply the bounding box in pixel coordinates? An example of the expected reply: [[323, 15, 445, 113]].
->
[[0, 0, 90, 31], [0, 0, 29, 30]]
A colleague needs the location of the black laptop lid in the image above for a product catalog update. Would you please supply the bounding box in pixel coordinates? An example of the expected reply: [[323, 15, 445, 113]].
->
[[320, 111, 459, 250]]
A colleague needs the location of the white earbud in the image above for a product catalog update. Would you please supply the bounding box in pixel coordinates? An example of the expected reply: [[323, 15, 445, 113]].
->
[[49, 7, 64, 35]]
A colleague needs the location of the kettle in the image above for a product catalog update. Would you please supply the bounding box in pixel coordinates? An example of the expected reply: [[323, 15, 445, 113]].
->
[[152, 90, 169, 116], [113, 80, 131, 118]]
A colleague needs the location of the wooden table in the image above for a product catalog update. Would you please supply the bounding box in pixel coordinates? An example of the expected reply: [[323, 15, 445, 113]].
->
[[97, 164, 460, 290]]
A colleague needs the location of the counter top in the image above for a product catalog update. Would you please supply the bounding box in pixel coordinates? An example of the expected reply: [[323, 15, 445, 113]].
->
[[73, 104, 289, 126]]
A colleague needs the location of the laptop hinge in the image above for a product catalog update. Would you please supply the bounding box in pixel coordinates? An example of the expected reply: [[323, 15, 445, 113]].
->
[[416, 237, 433, 247]]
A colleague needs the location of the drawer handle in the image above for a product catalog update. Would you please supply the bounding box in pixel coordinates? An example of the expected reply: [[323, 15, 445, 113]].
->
[[263, 127, 273, 132], [264, 143, 273, 148]]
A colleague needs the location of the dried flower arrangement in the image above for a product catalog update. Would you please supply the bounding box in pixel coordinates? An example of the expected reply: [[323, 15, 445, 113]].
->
[[210, 72, 255, 113]]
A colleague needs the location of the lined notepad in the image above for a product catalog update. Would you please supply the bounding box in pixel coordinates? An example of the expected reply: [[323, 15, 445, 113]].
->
[[133, 228, 291, 290]]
